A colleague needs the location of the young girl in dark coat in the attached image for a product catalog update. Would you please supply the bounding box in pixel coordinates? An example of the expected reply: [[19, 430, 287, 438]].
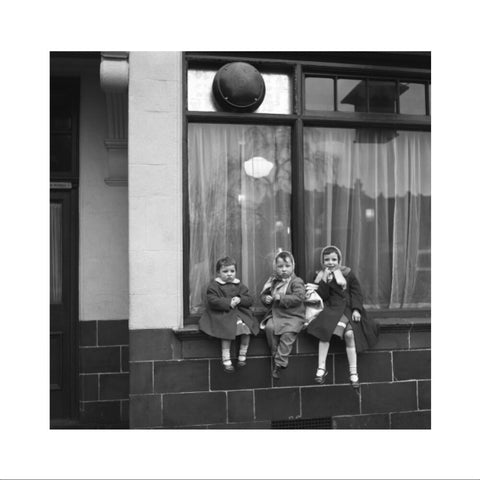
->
[[306, 245, 378, 388], [260, 250, 306, 379], [199, 256, 259, 373]]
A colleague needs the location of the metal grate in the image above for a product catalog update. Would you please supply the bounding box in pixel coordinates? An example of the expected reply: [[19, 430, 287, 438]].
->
[[271, 417, 332, 429]]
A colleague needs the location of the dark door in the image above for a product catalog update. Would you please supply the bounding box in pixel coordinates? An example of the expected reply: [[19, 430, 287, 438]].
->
[[50, 187, 78, 419], [50, 75, 79, 422]]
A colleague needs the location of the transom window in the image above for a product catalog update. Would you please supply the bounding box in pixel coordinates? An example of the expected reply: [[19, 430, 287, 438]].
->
[[305, 75, 430, 115], [185, 53, 431, 321]]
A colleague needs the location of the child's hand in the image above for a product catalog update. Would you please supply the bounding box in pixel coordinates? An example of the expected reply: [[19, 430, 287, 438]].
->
[[264, 295, 273, 305], [274, 293, 281, 301], [322, 269, 332, 282], [306, 283, 319, 294], [230, 296, 240, 308], [352, 309, 361, 322]]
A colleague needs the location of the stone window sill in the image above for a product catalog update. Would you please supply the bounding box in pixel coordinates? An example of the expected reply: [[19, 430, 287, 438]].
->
[[173, 315, 430, 340]]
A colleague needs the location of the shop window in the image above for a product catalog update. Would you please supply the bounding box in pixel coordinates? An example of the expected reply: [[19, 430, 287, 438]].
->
[[188, 123, 291, 314], [304, 128, 430, 308], [186, 54, 430, 319]]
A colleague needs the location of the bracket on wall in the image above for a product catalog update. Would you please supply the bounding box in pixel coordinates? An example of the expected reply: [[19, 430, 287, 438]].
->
[[100, 52, 129, 186]]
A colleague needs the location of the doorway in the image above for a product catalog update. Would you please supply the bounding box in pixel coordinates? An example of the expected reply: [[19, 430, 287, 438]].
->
[[50, 76, 79, 423]]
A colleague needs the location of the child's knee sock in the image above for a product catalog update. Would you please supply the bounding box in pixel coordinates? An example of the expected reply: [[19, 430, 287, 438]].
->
[[317, 340, 330, 372], [346, 346, 357, 377], [238, 335, 250, 361], [345, 333, 358, 378], [221, 339, 232, 365]]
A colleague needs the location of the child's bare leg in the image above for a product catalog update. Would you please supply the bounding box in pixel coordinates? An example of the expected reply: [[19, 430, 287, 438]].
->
[[315, 340, 330, 383], [317, 340, 330, 372], [344, 330, 359, 386], [238, 335, 250, 365]]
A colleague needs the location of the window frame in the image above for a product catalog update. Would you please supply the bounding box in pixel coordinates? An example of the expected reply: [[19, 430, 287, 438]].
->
[[183, 52, 431, 324]]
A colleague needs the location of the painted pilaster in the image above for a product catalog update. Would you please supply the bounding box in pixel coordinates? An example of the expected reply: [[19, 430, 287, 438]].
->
[[128, 52, 183, 329]]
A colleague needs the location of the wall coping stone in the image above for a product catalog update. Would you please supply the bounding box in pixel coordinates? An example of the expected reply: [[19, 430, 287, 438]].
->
[[173, 317, 430, 340]]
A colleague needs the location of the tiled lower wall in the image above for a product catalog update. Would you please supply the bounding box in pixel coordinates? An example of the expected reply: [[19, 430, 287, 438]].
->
[[129, 318, 431, 429], [79, 319, 129, 427]]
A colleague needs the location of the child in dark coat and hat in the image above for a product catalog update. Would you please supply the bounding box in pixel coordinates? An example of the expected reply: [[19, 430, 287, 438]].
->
[[260, 250, 306, 379], [306, 245, 378, 388], [199, 256, 259, 372]]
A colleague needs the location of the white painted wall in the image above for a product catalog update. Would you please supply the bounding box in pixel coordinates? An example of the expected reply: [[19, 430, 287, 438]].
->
[[56, 59, 129, 321], [51, 58, 129, 321], [128, 52, 183, 329]]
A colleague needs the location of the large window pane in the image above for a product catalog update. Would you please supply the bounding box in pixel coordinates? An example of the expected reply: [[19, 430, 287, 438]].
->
[[304, 127, 430, 309], [188, 124, 291, 314]]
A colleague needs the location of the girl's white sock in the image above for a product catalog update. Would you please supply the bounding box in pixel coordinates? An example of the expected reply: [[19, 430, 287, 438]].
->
[[346, 346, 358, 379], [221, 340, 231, 364], [238, 335, 249, 361]]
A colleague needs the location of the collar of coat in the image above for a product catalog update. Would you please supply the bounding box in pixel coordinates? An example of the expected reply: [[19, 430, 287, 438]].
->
[[261, 272, 297, 295], [215, 278, 240, 285], [314, 266, 351, 284]]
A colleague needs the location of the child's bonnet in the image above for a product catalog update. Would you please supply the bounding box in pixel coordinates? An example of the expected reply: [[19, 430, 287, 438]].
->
[[314, 245, 351, 290]]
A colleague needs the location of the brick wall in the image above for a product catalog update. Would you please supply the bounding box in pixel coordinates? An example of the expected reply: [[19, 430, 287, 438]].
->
[[79, 319, 129, 427], [129, 318, 431, 429]]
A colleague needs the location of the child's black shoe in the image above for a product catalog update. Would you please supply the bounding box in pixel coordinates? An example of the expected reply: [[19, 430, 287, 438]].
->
[[222, 361, 235, 373], [272, 365, 281, 379], [237, 356, 247, 367], [314, 368, 328, 384], [349, 373, 360, 389]]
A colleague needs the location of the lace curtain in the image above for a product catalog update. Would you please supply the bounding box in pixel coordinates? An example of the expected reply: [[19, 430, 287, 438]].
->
[[304, 128, 431, 308], [188, 124, 291, 314], [188, 124, 431, 313]]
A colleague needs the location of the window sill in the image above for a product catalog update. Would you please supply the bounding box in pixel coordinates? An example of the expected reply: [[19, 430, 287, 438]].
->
[[184, 308, 430, 325], [174, 314, 430, 340]]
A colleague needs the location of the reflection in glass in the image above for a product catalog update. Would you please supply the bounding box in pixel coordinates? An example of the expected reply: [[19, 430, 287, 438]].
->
[[304, 127, 431, 309], [50, 203, 62, 304], [338, 79, 366, 112], [188, 124, 291, 314], [399, 82, 426, 115], [368, 80, 399, 113], [305, 77, 334, 111]]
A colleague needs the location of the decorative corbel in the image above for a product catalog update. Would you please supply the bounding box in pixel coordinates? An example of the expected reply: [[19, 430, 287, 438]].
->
[[100, 52, 129, 186]]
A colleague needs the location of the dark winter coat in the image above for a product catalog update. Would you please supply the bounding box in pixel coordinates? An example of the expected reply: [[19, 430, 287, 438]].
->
[[199, 279, 259, 340], [260, 274, 306, 335], [306, 270, 378, 352]]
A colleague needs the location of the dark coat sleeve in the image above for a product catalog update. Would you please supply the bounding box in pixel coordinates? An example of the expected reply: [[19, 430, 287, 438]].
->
[[277, 277, 305, 308], [237, 283, 253, 308], [348, 272, 364, 312], [206, 283, 231, 312], [316, 277, 330, 300], [260, 285, 272, 307]]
